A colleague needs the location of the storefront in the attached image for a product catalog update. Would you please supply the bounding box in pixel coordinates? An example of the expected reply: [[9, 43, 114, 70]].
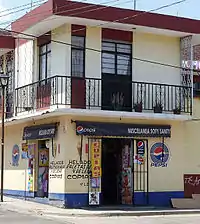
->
[[22, 123, 57, 198], [3, 116, 186, 208], [75, 121, 171, 206]]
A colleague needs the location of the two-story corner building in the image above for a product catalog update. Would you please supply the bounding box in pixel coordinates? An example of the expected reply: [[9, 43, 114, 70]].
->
[[1, 0, 200, 208]]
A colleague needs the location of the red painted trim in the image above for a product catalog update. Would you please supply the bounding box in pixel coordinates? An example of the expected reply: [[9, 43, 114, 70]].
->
[[71, 78, 86, 109], [194, 75, 200, 82], [53, 0, 200, 34], [102, 28, 132, 42], [71, 25, 86, 36], [11, 0, 53, 34], [11, 0, 200, 35], [15, 38, 28, 47], [0, 36, 15, 49], [36, 84, 51, 110], [37, 32, 51, 46]]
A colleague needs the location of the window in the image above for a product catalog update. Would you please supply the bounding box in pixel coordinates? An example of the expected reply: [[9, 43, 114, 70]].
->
[[193, 75, 200, 96], [39, 43, 51, 81], [71, 36, 85, 77], [102, 41, 132, 76]]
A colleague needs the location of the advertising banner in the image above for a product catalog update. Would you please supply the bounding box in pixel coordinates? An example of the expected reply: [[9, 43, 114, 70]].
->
[[76, 121, 171, 138], [91, 140, 101, 178]]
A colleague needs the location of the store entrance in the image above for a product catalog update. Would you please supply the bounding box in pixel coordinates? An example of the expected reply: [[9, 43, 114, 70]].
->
[[36, 140, 49, 198], [101, 138, 133, 205], [102, 138, 122, 205], [101, 138, 149, 206]]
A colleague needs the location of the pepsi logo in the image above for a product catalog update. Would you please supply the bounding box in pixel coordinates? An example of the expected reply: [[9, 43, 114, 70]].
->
[[76, 126, 96, 134], [77, 126, 84, 134], [150, 142, 169, 167], [137, 141, 144, 148], [153, 147, 165, 160]]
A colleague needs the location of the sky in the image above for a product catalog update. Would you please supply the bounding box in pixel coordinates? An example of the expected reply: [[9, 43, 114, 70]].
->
[[0, 0, 199, 29]]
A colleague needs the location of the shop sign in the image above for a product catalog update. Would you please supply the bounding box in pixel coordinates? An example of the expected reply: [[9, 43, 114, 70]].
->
[[134, 154, 145, 165], [91, 140, 101, 178], [182, 60, 200, 71], [28, 158, 34, 192], [21, 143, 28, 159], [136, 140, 145, 155], [76, 121, 171, 138], [23, 123, 57, 140], [150, 142, 170, 167], [12, 144, 20, 166], [89, 192, 100, 205], [91, 177, 101, 188], [184, 174, 200, 198]]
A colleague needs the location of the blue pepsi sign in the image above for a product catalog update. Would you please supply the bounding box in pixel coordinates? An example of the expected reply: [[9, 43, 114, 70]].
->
[[150, 142, 169, 167]]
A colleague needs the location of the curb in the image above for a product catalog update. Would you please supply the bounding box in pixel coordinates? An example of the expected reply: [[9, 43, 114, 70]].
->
[[61, 210, 200, 217], [2, 205, 200, 217]]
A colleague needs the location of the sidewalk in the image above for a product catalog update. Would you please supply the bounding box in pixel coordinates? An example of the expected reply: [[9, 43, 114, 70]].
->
[[1, 196, 200, 218]]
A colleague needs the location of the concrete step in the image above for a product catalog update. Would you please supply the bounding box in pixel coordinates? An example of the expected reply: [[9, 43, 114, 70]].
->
[[171, 198, 200, 209], [192, 194, 200, 201]]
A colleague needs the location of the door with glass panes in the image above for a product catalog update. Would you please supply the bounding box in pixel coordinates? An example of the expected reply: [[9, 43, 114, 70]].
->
[[101, 41, 132, 112]]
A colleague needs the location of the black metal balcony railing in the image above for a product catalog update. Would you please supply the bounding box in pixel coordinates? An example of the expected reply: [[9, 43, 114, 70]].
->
[[15, 75, 192, 115]]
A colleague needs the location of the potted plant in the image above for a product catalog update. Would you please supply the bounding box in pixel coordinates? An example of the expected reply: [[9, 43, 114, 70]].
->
[[173, 106, 181, 115], [154, 102, 163, 113], [134, 102, 143, 112]]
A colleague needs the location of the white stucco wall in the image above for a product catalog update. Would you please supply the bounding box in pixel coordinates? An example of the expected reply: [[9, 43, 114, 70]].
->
[[15, 39, 34, 88], [63, 117, 186, 194], [1, 117, 66, 197], [51, 24, 71, 77], [1, 113, 200, 206], [85, 26, 102, 108], [85, 26, 101, 79], [133, 32, 180, 85], [51, 24, 71, 106]]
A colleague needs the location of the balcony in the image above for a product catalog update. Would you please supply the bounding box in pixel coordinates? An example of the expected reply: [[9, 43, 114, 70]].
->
[[15, 76, 192, 116]]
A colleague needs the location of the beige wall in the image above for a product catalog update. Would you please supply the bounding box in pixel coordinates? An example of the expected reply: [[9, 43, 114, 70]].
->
[[85, 26, 101, 79], [4, 124, 27, 192], [133, 32, 180, 85], [1, 113, 195, 195], [1, 117, 66, 195], [149, 122, 185, 192], [51, 24, 71, 77], [85, 26, 102, 109], [15, 39, 34, 88], [63, 116, 186, 194], [14, 25, 183, 115], [64, 119, 89, 194]]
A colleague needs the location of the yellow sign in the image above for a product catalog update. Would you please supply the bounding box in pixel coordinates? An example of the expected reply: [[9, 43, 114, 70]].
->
[[91, 140, 101, 178]]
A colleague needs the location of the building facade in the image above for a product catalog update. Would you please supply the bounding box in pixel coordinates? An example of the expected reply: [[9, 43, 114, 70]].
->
[[0, 0, 200, 208]]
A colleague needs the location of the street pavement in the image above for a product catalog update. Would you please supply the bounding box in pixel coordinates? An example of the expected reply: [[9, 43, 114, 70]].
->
[[0, 209, 66, 224], [61, 215, 200, 224], [1, 197, 200, 223], [1, 210, 200, 224]]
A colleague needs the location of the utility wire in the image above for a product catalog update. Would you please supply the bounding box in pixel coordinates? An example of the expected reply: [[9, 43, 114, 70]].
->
[[0, 0, 188, 32], [0, 1, 47, 19], [0, 0, 120, 28], [14, 0, 134, 32], [2, 27, 192, 72], [11, 0, 123, 30], [71, 0, 188, 34], [0, 0, 47, 28], [4, 0, 189, 36], [0, 0, 193, 71], [0, 0, 92, 27], [0, 0, 46, 14]]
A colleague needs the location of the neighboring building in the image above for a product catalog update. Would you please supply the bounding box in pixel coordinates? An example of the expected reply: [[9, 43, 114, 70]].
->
[[1, 0, 200, 208]]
